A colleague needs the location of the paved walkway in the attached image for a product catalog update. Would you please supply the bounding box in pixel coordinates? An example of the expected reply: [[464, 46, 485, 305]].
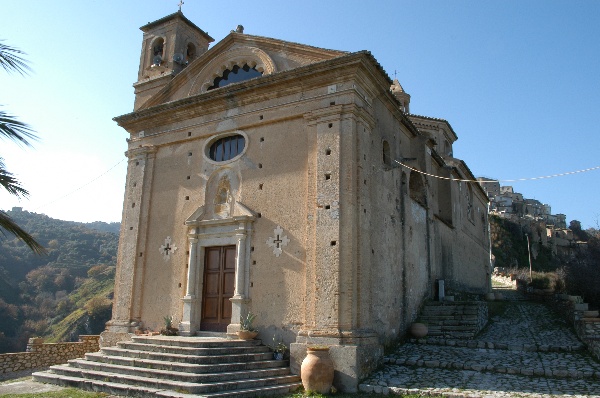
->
[[360, 286, 600, 397]]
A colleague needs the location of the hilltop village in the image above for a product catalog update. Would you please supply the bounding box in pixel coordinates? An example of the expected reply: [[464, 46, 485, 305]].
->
[[477, 178, 585, 259]]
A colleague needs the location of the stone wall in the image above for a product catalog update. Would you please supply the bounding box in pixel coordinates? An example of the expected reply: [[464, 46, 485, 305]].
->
[[575, 317, 600, 360], [551, 297, 600, 361], [0, 335, 99, 375]]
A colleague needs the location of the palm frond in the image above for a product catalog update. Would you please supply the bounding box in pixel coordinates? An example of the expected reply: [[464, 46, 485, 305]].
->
[[0, 40, 32, 76], [0, 107, 38, 147], [0, 210, 47, 255], [0, 158, 29, 198]]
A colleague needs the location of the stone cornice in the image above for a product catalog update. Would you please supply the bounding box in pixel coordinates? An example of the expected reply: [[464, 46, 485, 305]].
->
[[136, 32, 346, 111], [125, 145, 158, 159], [408, 114, 459, 142], [115, 52, 372, 131], [140, 11, 214, 43], [304, 103, 376, 130]]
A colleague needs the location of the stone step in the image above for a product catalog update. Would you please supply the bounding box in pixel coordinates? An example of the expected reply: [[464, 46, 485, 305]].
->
[[427, 332, 475, 339], [409, 337, 586, 352], [383, 343, 600, 380], [85, 352, 286, 374], [422, 305, 480, 312], [46, 364, 300, 394], [419, 315, 479, 322], [32, 371, 163, 397], [33, 370, 302, 398], [130, 336, 261, 348], [427, 325, 478, 332], [179, 382, 302, 398], [118, 341, 269, 355], [195, 331, 229, 338], [63, 359, 293, 383], [101, 346, 273, 364], [359, 364, 600, 396]]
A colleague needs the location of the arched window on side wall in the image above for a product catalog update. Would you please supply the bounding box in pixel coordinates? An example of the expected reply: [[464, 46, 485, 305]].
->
[[409, 170, 427, 207], [382, 140, 391, 167], [437, 168, 452, 224], [467, 184, 474, 222]]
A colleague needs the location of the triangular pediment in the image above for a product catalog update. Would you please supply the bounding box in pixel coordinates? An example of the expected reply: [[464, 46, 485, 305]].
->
[[185, 201, 256, 226], [139, 32, 346, 109]]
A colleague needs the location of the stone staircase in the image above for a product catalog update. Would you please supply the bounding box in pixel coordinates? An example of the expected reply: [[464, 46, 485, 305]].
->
[[360, 296, 600, 397], [32, 335, 301, 397], [417, 301, 488, 339]]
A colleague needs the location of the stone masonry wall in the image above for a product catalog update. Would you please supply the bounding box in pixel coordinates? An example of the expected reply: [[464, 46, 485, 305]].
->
[[0, 335, 99, 375]]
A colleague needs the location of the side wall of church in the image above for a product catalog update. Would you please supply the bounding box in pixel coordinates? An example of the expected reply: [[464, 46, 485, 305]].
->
[[355, 97, 434, 346]]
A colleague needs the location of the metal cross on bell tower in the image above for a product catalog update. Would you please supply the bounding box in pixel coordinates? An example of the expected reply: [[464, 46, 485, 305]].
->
[[178, 0, 184, 11]]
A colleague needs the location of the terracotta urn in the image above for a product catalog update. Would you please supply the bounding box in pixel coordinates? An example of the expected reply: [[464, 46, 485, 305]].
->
[[237, 330, 258, 340], [409, 322, 428, 338], [301, 346, 334, 394]]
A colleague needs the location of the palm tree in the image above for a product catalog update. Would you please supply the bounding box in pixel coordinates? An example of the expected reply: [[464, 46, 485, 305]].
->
[[0, 40, 45, 254]]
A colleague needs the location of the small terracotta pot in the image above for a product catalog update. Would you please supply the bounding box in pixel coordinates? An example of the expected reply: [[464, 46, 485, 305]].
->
[[237, 330, 258, 340], [301, 347, 334, 394], [410, 322, 428, 338]]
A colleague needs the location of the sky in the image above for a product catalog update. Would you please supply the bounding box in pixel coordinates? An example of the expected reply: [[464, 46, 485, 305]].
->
[[1, 0, 599, 228]]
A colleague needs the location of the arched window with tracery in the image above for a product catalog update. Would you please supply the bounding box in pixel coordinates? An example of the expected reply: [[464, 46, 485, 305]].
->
[[207, 64, 262, 90]]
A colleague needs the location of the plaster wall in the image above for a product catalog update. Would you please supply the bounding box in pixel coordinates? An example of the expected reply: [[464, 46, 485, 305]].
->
[[109, 28, 491, 390]]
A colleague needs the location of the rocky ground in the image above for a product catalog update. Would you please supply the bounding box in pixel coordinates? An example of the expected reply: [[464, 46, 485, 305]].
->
[[360, 285, 600, 397]]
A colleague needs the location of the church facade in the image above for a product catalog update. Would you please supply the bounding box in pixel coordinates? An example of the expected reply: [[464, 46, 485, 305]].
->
[[105, 11, 491, 391]]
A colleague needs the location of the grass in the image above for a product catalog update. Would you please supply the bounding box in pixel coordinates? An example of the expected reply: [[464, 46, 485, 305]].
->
[[491, 279, 506, 287], [285, 392, 423, 398], [0, 388, 108, 398]]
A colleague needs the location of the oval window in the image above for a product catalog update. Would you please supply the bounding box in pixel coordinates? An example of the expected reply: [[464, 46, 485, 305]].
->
[[208, 134, 246, 162]]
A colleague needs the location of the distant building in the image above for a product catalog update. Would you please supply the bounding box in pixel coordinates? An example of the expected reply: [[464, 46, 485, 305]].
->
[[477, 179, 575, 257]]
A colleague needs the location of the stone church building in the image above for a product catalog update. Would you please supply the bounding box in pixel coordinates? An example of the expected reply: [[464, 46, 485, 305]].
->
[[105, 11, 491, 390]]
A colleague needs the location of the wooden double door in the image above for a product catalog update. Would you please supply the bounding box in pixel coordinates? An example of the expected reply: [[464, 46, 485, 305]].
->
[[200, 245, 236, 332]]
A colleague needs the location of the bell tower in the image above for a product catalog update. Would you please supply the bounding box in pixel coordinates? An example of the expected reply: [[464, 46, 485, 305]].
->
[[390, 79, 411, 114], [133, 11, 214, 110]]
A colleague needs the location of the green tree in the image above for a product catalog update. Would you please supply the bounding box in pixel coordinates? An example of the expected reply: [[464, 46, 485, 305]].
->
[[0, 40, 45, 254]]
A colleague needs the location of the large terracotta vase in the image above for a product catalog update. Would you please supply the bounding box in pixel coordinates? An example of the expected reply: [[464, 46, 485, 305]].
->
[[301, 347, 334, 394], [410, 322, 428, 338]]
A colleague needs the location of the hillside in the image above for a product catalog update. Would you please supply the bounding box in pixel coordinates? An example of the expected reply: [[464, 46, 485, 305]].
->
[[0, 209, 119, 353], [490, 215, 559, 271]]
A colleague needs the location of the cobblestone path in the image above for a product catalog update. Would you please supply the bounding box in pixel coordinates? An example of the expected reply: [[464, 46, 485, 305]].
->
[[360, 287, 600, 397]]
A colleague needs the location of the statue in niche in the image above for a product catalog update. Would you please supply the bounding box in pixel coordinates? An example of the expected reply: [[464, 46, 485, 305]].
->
[[213, 175, 232, 218]]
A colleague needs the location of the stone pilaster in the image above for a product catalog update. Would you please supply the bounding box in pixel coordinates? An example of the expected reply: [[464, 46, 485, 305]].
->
[[106, 145, 157, 334], [298, 103, 379, 392]]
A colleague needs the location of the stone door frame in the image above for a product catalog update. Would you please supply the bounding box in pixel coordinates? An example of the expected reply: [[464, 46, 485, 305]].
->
[[179, 207, 254, 336]]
